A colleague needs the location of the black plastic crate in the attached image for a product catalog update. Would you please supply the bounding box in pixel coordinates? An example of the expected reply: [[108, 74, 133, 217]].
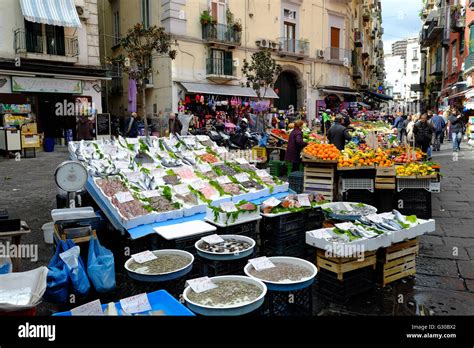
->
[[316, 267, 375, 303], [289, 171, 304, 194], [263, 239, 308, 258], [395, 189, 432, 219], [343, 189, 376, 206], [338, 169, 376, 179], [261, 285, 313, 316], [215, 220, 259, 239], [375, 189, 395, 213], [304, 207, 324, 231], [200, 257, 252, 277], [262, 228, 306, 245], [262, 213, 305, 235]]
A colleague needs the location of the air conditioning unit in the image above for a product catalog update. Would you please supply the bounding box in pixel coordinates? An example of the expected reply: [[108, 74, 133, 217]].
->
[[233, 58, 240, 67], [317, 49, 325, 59], [76, 6, 89, 19], [260, 39, 270, 48]]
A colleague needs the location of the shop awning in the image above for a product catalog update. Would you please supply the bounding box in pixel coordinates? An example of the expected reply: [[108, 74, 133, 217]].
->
[[320, 87, 360, 96], [20, 0, 82, 28], [448, 87, 474, 100], [179, 82, 279, 99], [364, 90, 393, 101]]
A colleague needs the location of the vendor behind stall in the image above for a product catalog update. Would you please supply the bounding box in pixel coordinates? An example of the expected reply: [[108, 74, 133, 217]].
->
[[285, 120, 307, 172], [327, 115, 352, 151]]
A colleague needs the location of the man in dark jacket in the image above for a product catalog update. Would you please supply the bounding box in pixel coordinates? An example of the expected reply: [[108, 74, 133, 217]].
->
[[285, 120, 307, 172], [413, 114, 434, 154], [327, 115, 352, 151], [341, 109, 351, 127], [449, 110, 464, 152], [125, 112, 139, 138]]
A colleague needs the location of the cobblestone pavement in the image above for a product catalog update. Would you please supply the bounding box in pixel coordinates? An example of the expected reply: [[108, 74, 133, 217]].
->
[[0, 142, 473, 316]]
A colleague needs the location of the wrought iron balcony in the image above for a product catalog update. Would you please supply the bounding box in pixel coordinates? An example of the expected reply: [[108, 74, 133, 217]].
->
[[277, 38, 309, 59], [14, 28, 78, 59], [206, 57, 236, 78], [202, 23, 242, 47]]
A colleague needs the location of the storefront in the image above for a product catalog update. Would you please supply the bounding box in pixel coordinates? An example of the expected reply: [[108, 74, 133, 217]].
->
[[0, 74, 105, 143], [316, 86, 360, 116]]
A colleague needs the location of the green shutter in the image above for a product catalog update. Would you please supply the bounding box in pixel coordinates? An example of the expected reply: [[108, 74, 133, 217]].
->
[[224, 51, 233, 76], [470, 26, 474, 54]]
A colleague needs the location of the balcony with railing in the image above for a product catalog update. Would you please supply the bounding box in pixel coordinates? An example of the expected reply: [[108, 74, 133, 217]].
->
[[277, 38, 309, 59], [14, 28, 79, 63], [325, 47, 352, 65], [202, 23, 241, 47], [450, 7, 465, 32], [206, 58, 237, 79]]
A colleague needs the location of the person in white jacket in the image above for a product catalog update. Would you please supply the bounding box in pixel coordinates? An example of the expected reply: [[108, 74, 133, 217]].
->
[[406, 114, 419, 145]]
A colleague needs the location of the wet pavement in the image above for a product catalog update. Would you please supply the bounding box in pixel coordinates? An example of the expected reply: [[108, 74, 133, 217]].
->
[[0, 142, 473, 316]]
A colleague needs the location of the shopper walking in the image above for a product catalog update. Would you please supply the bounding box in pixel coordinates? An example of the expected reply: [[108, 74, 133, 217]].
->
[[125, 112, 139, 138], [406, 114, 419, 146], [413, 114, 434, 154], [431, 112, 446, 151], [321, 109, 332, 135], [449, 109, 464, 152], [76, 115, 94, 141], [285, 120, 307, 172], [393, 114, 405, 143]]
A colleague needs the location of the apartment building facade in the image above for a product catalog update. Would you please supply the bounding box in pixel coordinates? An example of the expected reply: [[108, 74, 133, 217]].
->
[[0, 0, 107, 140], [99, 0, 386, 123]]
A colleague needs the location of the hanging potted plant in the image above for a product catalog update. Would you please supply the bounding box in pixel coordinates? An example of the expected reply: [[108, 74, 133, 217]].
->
[[200, 10, 213, 25]]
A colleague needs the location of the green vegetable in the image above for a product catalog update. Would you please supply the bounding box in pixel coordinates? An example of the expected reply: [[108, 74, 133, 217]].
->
[[139, 139, 150, 153], [209, 180, 226, 196], [158, 139, 165, 151], [162, 186, 173, 201], [188, 185, 211, 204], [140, 167, 151, 175], [406, 215, 418, 223], [165, 169, 175, 176]]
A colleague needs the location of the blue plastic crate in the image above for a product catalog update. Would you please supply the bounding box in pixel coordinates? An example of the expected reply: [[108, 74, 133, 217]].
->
[[53, 289, 194, 316]]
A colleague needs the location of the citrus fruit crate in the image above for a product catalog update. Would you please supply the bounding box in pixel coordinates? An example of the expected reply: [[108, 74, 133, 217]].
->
[[377, 238, 419, 287], [396, 177, 440, 192]]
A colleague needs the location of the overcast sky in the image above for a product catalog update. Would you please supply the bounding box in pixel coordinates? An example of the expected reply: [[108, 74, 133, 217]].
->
[[382, 0, 423, 54]]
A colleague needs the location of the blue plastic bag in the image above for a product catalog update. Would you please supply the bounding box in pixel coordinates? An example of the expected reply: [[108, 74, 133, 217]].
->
[[63, 240, 90, 298], [87, 236, 116, 293], [43, 240, 70, 303]]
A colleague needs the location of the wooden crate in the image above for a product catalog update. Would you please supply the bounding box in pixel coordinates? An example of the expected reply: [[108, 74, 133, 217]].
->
[[316, 248, 377, 281], [303, 164, 336, 201], [377, 238, 419, 287], [376, 166, 396, 190]]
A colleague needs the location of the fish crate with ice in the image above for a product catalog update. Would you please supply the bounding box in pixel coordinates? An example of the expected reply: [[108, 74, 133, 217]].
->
[[316, 267, 375, 303], [303, 206, 324, 231], [394, 189, 432, 219], [288, 171, 304, 193], [377, 238, 419, 287], [260, 285, 313, 316], [342, 189, 376, 207], [261, 212, 306, 235]]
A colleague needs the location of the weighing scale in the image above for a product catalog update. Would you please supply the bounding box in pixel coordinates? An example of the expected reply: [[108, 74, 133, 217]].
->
[[54, 161, 88, 208]]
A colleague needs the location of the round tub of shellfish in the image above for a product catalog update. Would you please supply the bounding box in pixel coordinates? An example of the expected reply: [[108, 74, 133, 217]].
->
[[244, 256, 317, 291], [125, 249, 194, 282], [195, 235, 255, 261], [183, 275, 267, 316]]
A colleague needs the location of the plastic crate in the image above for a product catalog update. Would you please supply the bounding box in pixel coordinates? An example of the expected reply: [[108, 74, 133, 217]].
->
[[375, 190, 395, 213], [289, 171, 304, 193], [395, 189, 432, 219], [269, 160, 286, 177], [340, 178, 374, 193], [252, 146, 267, 162], [261, 285, 313, 316], [304, 207, 324, 231], [215, 220, 259, 239], [316, 267, 375, 303], [262, 212, 305, 234], [397, 177, 440, 192], [200, 257, 252, 277], [263, 239, 308, 258], [262, 227, 306, 245], [343, 189, 376, 206]]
